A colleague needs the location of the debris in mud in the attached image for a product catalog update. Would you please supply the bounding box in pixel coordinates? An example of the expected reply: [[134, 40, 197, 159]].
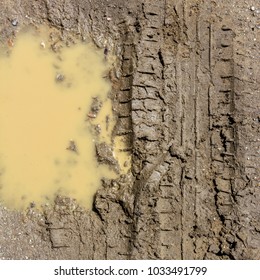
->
[[11, 19, 18, 27], [55, 73, 65, 82], [40, 41, 46, 48], [104, 46, 108, 56], [66, 140, 78, 154], [53, 195, 78, 213], [7, 38, 14, 47], [105, 115, 110, 131], [87, 97, 103, 119], [95, 142, 119, 173], [94, 124, 101, 135]]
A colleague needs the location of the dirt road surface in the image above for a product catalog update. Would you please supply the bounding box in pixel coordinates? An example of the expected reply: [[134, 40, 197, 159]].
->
[[0, 0, 259, 259]]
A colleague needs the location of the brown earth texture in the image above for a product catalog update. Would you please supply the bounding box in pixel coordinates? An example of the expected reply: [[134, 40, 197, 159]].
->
[[0, 0, 259, 260]]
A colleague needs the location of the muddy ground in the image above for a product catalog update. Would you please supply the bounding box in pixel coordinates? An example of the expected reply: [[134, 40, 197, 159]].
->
[[0, 0, 259, 260]]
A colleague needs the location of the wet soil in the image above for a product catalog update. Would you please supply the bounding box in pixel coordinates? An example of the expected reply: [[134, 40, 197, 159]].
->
[[0, 0, 259, 260]]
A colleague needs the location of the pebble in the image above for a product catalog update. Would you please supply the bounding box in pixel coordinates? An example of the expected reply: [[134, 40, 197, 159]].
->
[[250, 6, 256, 11], [56, 73, 65, 82], [40, 41, 45, 48], [11, 19, 18, 26], [255, 9, 260, 14]]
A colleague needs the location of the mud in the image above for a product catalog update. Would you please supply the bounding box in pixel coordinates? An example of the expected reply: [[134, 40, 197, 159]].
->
[[0, 0, 259, 260]]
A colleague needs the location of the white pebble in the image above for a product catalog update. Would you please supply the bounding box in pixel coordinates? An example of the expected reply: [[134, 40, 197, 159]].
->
[[40, 41, 45, 48]]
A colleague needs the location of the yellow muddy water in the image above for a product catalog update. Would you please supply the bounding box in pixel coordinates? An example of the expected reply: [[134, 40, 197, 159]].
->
[[0, 28, 129, 210]]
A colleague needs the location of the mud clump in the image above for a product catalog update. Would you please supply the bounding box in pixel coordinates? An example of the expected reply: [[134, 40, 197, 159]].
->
[[95, 142, 120, 173], [88, 97, 103, 118]]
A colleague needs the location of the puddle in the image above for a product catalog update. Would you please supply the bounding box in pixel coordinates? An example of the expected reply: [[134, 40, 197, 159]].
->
[[0, 27, 130, 210]]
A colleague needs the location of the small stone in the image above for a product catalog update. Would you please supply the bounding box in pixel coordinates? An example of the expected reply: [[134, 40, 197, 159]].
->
[[87, 112, 97, 118], [250, 6, 256, 11], [94, 124, 101, 134], [40, 41, 46, 48], [11, 19, 18, 26], [56, 73, 65, 82]]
